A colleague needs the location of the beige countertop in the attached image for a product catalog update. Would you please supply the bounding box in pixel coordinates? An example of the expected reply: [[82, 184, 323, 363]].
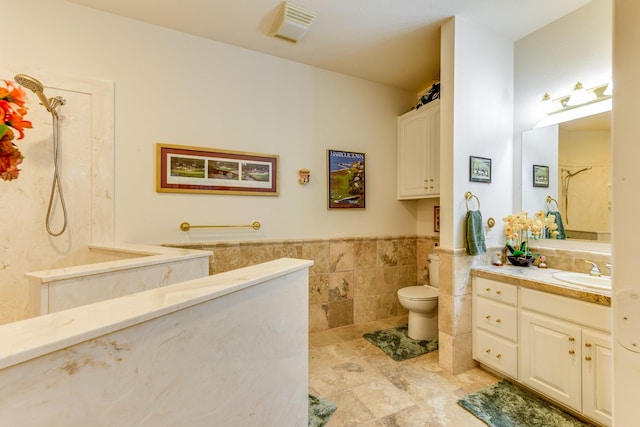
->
[[472, 264, 611, 306]]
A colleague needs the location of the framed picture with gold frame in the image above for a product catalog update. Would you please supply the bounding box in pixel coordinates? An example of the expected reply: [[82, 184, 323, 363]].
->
[[156, 143, 279, 196]]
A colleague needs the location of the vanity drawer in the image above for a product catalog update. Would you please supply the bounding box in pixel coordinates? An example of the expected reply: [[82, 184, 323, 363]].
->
[[474, 297, 518, 341], [474, 329, 518, 378], [474, 277, 518, 306]]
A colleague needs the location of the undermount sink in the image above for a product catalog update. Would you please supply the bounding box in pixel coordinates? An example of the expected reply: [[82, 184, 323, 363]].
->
[[551, 271, 611, 290]]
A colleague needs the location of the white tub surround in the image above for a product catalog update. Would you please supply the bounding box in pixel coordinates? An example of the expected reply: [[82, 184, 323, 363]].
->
[[0, 258, 312, 426], [25, 243, 212, 316]]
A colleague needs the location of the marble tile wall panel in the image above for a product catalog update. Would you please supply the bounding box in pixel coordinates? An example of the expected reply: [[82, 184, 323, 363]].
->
[[0, 68, 114, 326], [0, 266, 309, 426], [43, 257, 209, 315], [189, 236, 440, 333]]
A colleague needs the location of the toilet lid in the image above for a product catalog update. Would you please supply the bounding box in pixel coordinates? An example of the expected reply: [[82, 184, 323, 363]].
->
[[397, 286, 438, 300]]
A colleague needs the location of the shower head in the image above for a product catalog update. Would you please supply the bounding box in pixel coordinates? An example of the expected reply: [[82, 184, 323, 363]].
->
[[14, 73, 55, 113]]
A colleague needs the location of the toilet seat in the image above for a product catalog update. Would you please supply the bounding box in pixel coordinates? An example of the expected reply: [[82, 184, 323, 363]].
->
[[397, 286, 438, 301]]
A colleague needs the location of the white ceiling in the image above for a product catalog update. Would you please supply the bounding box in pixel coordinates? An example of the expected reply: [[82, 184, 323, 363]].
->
[[67, 0, 591, 92]]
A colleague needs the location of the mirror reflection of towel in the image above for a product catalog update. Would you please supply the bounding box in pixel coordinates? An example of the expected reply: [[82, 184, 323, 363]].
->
[[547, 211, 566, 239], [466, 210, 486, 255]]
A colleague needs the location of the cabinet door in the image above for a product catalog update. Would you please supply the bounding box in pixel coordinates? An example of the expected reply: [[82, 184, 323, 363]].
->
[[520, 310, 582, 411], [582, 328, 612, 426], [397, 101, 439, 199], [426, 106, 440, 195]]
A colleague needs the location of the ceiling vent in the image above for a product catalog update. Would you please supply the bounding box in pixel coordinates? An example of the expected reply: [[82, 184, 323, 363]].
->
[[269, 2, 318, 43]]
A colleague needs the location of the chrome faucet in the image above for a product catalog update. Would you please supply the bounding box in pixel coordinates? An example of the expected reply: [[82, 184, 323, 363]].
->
[[584, 260, 601, 277]]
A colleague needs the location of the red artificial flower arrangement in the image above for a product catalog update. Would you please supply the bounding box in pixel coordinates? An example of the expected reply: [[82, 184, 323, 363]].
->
[[0, 79, 33, 181]]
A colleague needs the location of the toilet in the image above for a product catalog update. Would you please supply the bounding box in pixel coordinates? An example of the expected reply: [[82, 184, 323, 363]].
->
[[397, 253, 439, 340]]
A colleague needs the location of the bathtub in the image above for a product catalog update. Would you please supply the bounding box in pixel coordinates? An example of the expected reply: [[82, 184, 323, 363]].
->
[[0, 257, 312, 426], [24, 243, 212, 317]]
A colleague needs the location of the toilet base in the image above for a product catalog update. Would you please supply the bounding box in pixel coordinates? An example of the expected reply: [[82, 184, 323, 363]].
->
[[407, 310, 438, 341]]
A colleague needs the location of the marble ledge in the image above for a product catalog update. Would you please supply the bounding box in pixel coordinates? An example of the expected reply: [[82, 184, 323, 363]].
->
[[0, 258, 313, 370], [472, 265, 611, 306], [25, 243, 213, 284]]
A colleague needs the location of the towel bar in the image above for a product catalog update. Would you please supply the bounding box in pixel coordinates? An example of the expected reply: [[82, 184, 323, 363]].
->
[[180, 221, 261, 232], [465, 191, 481, 211]]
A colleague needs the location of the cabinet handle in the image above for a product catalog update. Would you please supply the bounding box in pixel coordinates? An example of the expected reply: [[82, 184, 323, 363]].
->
[[569, 350, 575, 355], [585, 356, 592, 361], [496, 354, 502, 359], [496, 290, 502, 295], [568, 337, 575, 342], [485, 288, 491, 292], [585, 342, 592, 348], [495, 319, 502, 324]]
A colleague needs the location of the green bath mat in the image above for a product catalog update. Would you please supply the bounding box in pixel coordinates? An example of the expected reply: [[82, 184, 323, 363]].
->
[[308, 394, 336, 427], [458, 380, 593, 427], [362, 325, 438, 362]]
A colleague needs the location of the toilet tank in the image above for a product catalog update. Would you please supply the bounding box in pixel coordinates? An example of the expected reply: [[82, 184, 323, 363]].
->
[[429, 253, 439, 287]]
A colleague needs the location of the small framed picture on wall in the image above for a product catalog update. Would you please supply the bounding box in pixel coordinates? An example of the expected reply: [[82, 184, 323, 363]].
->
[[533, 164, 549, 187], [469, 156, 492, 183]]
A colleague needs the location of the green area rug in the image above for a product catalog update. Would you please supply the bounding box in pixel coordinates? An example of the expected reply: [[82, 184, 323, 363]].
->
[[362, 325, 438, 362], [458, 380, 593, 427], [309, 394, 336, 427]]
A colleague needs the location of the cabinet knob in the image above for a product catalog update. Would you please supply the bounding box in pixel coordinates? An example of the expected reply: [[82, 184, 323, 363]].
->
[[585, 342, 592, 348], [485, 348, 491, 354], [486, 288, 491, 292], [496, 290, 502, 295], [585, 356, 592, 361], [485, 315, 491, 320], [569, 350, 575, 355], [495, 319, 502, 324], [496, 354, 502, 359], [568, 337, 575, 342]]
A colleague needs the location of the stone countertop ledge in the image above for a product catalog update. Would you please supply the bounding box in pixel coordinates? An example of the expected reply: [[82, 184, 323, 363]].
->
[[472, 265, 611, 306]]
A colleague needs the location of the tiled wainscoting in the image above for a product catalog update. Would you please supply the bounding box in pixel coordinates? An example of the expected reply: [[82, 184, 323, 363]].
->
[[170, 236, 439, 332]]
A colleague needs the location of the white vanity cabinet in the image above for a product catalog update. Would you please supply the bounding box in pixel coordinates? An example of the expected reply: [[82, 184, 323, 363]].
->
[[472, 275, 612, 427], [397, 100, 440, 199], [520, 287, 612, 426], [472, 277, 519, 378]]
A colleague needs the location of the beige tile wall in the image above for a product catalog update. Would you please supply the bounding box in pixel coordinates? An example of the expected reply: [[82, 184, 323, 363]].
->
[[170, 236, 439, 332]]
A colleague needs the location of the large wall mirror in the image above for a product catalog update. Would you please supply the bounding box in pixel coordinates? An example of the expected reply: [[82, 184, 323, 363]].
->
[[522, 109, 611, 245]]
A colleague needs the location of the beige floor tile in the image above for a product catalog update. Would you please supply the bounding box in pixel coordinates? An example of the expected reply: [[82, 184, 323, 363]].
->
[[333, 359, 387, 388], [332, 324, 366, 341], [309, 315, 500, 426], [325, 389, 376, 426], [351, 378, 415, 419], [379, 404, 442, 427], [309, 329, 342, 348]]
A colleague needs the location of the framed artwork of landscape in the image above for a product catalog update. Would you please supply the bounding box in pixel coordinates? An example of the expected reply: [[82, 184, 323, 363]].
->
[[469, 156, 492, 183], [533, 164, 550, 188], [156, 143, 279, 195], [327, 149, 365, 209]]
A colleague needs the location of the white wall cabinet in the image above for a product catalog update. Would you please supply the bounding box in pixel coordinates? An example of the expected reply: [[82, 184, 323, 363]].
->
[[472, 277, 612, 427], [397, 100, 440, 199]]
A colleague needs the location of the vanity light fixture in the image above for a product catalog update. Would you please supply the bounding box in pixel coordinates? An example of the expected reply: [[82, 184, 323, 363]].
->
[[540, 92, 558, 114], [541, 80, 612, 115], [603, 79, 613, 96], [566, 82, 595, 106]]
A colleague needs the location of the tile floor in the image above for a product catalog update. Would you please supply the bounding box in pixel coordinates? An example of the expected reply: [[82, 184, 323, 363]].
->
[[309, 315, 500, 426]]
